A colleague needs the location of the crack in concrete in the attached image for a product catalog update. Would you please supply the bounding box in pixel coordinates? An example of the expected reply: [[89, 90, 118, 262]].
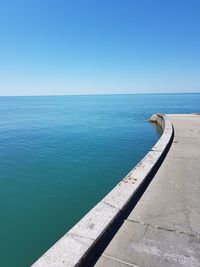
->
[[125, 219, 200, 239]]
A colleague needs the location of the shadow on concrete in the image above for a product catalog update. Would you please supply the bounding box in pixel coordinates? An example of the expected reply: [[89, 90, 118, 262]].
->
[[78, 124, 174, 267]]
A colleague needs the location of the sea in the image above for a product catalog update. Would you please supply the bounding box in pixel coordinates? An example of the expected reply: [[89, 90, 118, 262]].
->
[[0, 93, 200, 266]]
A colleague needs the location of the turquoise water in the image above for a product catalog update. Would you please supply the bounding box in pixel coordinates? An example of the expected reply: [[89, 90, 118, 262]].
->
[[0, 93, 200, 267]]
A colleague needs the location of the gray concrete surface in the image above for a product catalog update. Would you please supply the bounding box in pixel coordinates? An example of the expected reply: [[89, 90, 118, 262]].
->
[[95, 114, 200, 267]]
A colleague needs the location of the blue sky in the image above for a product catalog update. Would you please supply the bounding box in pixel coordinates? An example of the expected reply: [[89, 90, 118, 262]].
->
[[0, 0, 200, 95]]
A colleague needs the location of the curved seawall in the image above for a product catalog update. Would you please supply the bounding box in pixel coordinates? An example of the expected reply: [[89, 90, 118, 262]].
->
[[32, 114, 174, 267], [95, 113, 200, 267]]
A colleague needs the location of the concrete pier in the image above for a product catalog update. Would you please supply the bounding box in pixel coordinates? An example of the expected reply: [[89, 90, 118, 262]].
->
[[95, 114, 200, 267]]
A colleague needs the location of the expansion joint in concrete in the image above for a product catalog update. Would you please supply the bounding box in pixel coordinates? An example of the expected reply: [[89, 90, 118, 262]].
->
[[102, 201, 120, 211], [167, 155, 200, 161], [102, 254, 139, 267], [67, 233, 95, 241], [125, 219, 200, 239]]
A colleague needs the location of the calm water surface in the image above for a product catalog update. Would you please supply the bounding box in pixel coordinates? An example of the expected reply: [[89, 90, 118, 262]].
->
[[0, 94, 200, 266]]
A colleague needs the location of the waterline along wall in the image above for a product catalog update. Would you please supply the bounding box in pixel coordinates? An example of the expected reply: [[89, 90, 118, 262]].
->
[[32, 114, 174, 267]]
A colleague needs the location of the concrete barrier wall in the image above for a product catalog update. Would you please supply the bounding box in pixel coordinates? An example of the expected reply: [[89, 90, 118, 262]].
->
[[32, 114, 174, 267]]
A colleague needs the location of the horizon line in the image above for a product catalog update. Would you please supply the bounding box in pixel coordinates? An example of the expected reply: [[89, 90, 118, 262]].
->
[[0, 91, 200, 97]]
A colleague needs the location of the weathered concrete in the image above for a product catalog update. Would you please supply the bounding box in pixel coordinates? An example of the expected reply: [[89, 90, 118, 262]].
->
[[95, 114, 200, 267], [32, 115, 173, 267]]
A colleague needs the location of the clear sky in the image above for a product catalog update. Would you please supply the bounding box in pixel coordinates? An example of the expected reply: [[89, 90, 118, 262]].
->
[[0, 0, 200, 96]]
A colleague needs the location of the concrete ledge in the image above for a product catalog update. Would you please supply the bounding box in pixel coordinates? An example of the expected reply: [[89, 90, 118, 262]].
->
[[32, 114, 174, 267]]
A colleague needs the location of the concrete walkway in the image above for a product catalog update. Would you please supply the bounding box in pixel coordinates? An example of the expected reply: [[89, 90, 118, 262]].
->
[[95, 114, 200, 267]]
